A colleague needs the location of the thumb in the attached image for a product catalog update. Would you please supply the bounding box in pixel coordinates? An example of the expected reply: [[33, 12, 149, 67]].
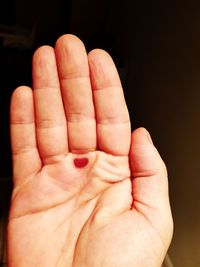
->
[[130, 127, 173, 237]]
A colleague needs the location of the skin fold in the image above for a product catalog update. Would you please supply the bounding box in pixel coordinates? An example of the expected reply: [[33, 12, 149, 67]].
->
[[7, 34, 173, 267]]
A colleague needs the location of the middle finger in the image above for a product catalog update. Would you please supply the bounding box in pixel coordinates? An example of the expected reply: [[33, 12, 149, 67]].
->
[[55, 35, 96, 154]]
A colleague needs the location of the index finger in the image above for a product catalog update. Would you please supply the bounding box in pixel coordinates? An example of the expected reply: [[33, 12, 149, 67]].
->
[[88, 49, 131, 156]]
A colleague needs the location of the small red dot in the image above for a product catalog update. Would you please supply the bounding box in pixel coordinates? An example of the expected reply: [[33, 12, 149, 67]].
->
[[74, 158, 89, 168]]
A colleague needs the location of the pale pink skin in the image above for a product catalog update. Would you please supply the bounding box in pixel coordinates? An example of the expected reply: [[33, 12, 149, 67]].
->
[[7, 34, 173, 267]]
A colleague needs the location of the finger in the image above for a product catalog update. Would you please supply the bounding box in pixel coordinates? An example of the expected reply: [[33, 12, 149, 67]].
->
[[55, 35, 96, 153], [32, 46, 68, 164], [88, 49, 131, 156], [10, 86, 41, 186], [130, 128, 173, 238]]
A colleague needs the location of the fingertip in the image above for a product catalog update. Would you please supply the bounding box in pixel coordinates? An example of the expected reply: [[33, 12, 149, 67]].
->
[[55, 34, 89, 80], [33, 45, 54, 61], [88, 48, 121, 90], [32, 46, 55, 75], [32, 45, 60, 90], [88, 48, 117, 75], [55, 34, 85, 52], [88, 48, 111, 62], [11, 86, 33, 110], [10, 86, 34, 123], [131, 127, 154, 145], [130, 127, 167, 177]]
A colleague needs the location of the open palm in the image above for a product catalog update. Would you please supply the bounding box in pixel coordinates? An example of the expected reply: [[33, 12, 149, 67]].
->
[[7, 35, 173, 267]]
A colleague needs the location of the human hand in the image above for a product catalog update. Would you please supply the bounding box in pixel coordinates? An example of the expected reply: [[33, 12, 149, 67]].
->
[[8, 35, 173, 267]]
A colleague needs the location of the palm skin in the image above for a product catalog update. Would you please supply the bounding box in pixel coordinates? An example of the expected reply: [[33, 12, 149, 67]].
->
[[7, 35, 173, 267]]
